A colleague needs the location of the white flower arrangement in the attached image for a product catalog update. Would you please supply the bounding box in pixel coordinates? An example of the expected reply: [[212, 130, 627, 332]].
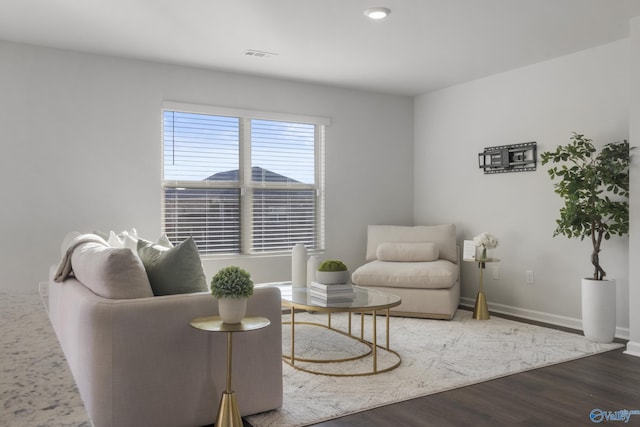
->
[[473, 232, 499, 249]]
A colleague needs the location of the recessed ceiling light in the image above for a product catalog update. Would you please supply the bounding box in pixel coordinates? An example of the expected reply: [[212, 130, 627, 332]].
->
[[364, 7, 391, 20]]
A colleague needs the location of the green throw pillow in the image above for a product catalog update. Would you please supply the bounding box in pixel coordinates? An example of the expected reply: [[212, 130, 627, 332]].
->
[[137, 237, 207, 296]]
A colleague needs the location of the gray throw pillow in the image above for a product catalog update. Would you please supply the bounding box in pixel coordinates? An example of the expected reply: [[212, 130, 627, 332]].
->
[[137, 237, 207, 296]]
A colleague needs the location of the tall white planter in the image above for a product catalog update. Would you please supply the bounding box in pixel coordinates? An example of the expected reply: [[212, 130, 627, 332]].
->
[[581, 278, 616, 343]]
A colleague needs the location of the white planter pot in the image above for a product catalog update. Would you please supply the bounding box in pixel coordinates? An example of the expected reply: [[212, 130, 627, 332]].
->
[[315, 270, 350, 285], [581, 278, 616, 343], [218, 297, 248, 324]]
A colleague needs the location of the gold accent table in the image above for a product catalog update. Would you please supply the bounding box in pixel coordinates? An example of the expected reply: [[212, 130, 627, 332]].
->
[[189, 316, 270, 427], [465, 258, 500, 320], [263, 282, 402, 377]]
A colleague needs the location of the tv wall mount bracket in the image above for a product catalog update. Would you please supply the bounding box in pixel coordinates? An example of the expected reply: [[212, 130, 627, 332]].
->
[[478, 142, 537, 174]]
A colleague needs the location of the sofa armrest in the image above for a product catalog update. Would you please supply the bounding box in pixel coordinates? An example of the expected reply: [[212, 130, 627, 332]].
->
[[48, 276, 282, 427]]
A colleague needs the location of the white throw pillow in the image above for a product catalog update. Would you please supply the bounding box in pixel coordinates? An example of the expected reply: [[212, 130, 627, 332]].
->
[[106, 228, 139, 247], [376, 242, 439, 262], [107, 230, 126, 248], [107, 229, 173, 251], [71, 242, 154, 299]]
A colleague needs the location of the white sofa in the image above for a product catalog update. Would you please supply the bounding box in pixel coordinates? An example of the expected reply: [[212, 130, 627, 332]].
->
[[351, 224, 460, 319], [48, 234, 283, 427]]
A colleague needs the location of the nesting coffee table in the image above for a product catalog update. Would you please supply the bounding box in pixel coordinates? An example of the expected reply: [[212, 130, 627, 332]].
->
[[262, 282, 402, 376]]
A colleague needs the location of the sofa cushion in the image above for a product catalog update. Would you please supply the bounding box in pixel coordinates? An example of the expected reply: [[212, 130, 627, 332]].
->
[[108, 229, 174, 251], [376, 242, 439, 262], [137, 237, 207, 296], [107, 229, 137, 248], [352, 260, 458, 290], [365, 224, 457, 263], [70, 242, 154, 299]]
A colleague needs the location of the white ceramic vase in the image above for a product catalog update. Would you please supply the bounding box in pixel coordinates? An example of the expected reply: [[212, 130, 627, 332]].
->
[[291, 244, 307, 288], [581, 278, 616, 343], [307, 255, 319, 287], [218, 297, 248, 324]]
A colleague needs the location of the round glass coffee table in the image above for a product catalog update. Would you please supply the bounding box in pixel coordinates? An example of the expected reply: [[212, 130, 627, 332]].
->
[[263, 282, 402, 376]]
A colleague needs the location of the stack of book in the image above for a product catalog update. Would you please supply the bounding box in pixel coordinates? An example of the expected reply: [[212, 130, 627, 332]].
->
[[309, 281, 355, 303]]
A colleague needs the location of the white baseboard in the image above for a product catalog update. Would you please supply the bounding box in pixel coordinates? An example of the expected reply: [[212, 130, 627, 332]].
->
[[460, 297, 630, 340], [624, 341, 640, 357]]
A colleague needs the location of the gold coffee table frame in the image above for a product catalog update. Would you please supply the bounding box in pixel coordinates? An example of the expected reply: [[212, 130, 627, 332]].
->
[[266, 283, 402, 377], [190, 316, 270, 427]]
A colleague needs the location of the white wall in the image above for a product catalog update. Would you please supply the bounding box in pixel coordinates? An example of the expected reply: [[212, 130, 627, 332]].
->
[[414, 39, 631, 334], [627, 17, 640, 356], [0, 40, 414, 291]]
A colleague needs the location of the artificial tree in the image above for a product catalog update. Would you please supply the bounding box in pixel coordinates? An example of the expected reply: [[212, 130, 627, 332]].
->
[[540, 132, 631, 280]]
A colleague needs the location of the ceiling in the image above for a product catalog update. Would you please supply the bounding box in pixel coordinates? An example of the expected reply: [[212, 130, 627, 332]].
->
[[1, 0, 640, 96]]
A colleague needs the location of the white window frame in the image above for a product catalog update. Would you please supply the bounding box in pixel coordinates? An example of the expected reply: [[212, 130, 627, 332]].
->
[[161, 101, 329, 256]]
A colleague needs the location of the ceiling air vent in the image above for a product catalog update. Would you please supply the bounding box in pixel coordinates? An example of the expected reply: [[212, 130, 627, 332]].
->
[[244, 49, 278, 59]]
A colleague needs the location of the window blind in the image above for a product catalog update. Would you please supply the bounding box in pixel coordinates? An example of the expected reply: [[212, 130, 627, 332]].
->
[[161, 103, 327, 255], [249, 119, 318, 252], [163, 187, 240, 254]]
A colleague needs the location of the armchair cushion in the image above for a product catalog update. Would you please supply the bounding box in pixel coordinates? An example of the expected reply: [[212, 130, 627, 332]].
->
[[352, 259, 458, 289], [376, 242, 439, 262]]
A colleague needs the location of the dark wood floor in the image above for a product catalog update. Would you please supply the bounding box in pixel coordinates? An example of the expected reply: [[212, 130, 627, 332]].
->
[[243, 311, 640, 427], [309, 347, 640, 427]]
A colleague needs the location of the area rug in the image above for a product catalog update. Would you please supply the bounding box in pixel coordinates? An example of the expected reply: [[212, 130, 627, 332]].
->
[[246, 310, 622, 427]]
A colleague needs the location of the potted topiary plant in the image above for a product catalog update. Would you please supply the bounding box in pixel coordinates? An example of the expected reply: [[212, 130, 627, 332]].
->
[[316, 260, 350, 285], [210, 266, 254, 324], [541, 132, 631, 342]]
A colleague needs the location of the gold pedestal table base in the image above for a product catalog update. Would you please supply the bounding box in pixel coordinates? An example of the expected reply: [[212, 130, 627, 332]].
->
[[467, 258, 499, 320], [473, 291, 490, 320]]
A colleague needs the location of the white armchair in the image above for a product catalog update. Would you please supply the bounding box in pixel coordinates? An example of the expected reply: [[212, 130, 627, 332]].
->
[[351, 224, 460, 319]]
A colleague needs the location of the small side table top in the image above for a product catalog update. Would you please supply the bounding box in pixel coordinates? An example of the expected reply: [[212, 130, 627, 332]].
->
[[463, 257, 501, 266], [190, 315, 270, 332]]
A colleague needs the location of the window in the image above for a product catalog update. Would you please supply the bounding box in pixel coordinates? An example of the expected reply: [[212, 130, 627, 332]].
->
[[162, 102, 328, 256]]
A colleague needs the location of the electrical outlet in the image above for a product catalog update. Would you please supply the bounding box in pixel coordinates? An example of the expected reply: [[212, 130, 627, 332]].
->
[[526, 270, 534, 284], [492, 266, 500, 280]]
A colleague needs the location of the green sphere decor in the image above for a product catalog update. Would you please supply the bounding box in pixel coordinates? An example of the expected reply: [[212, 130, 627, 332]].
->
[[210, 266, 254, 299], [317, 260, 348, 272]]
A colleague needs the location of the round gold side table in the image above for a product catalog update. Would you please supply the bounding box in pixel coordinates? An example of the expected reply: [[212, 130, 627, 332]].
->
[[190, 315, 270, 427]]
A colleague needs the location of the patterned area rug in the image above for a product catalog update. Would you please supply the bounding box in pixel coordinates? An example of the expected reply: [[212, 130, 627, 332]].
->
[[247, 310, 622, 427]]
